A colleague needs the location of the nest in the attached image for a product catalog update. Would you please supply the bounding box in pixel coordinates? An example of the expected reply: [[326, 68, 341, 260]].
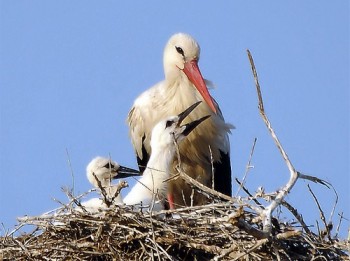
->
[[1, 189, 348, 260]]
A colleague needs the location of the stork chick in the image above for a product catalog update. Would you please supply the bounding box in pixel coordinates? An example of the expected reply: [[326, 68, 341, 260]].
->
[[79, 157, 139, 212], [124, 102, 210, 211]]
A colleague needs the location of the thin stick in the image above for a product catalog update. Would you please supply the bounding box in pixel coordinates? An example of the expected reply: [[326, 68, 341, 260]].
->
[[177, 166, 234, 202], [148, 215, 162, 260], [65, 148, 75, 195], [209, 145, 215, 190], [297, 172, 330, 188], [334, 212, 344, 238], [235, 178, 264, 209], [232, 238, 269, 260], [92, 172, 111, 206], [307, 184, 332, 242], [236, 138, 257, 196], [281, 200, 312, 235], [172, 138, 234, 202], [111, 181, 128, 200], [327, 182, 339, 225]]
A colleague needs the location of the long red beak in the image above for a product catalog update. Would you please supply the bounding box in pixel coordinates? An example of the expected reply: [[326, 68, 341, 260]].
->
[[183, 60, 217, 114]]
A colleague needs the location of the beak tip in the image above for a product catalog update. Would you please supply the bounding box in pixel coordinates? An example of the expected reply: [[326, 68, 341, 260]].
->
[[182, 114, 211, 136]]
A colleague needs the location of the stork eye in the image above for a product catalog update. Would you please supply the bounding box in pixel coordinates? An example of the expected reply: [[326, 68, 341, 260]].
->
[[103, 162, 115, 169], [165, 120, 173, 128], [175, 46, 184, 56]]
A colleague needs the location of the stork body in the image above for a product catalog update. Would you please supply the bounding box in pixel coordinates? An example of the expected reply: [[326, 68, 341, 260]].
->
[[128, 33, 233, 207], [124, 102, 209, 210]]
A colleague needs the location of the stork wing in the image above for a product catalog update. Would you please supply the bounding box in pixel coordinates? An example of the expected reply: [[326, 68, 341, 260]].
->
[[127, 83, 166, 172], [127, 106, 150, 173]]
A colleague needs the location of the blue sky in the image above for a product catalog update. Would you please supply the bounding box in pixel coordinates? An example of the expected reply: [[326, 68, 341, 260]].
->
[[0, 2, 348, 238]]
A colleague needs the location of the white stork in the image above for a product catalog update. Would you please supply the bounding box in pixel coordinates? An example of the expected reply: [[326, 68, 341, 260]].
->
[[127, 33, 233, 208], [79, 157, 140, 212], [124, 102, 210, 211]]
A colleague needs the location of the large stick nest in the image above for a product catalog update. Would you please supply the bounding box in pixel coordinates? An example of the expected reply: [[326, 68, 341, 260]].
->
[[1, 194, 348, 260]]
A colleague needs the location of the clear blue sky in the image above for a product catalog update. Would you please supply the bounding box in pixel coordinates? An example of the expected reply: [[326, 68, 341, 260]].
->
[[0, 2, 349, 238]]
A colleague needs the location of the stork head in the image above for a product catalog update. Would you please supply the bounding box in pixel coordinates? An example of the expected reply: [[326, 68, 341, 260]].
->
[[150, 101, 210, 150], [163, 33, 217, 113], [86, 157, 140, 188]]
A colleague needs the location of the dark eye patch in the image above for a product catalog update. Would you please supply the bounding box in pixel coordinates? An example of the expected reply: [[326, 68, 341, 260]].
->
[[175, 46, 185, 56], [103, 162, 115, 169], [165, 120, 173, 128]]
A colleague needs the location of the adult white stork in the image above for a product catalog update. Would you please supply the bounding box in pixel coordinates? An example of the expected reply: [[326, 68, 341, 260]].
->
[[127, 33, 233, 208], [79, 157, 140, 212], [124, 102, 210, 211]]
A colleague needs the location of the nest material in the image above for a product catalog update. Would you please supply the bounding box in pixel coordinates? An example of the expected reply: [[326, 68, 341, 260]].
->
[[1, 198, 348, 260]]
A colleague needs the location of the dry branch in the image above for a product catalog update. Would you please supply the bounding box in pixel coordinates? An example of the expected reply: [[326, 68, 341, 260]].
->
[[235, 137, 257, 196], [247, 50, 333, 235]]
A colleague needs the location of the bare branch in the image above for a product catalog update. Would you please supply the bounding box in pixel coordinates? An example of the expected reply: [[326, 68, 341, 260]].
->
[[236, 138, 257, 196], [235, 178, 264, 209], [176, 166, 234, 202], [307, 184, 332, 242], [247, 49, 302, 233], [281, 200, 312, 235], [65, 148, 75, 195]]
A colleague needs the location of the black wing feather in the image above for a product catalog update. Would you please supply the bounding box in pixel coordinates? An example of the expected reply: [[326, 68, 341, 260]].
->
[[213, 151, 232, 197], [136, 135, 150, 173]]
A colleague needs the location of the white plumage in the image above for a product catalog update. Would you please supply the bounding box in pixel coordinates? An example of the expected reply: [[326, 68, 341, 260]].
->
[[124, 102, 210, 210], [80, 103, 208, 212], [79, 157, 139, 212], [128, 33, 233, 208]]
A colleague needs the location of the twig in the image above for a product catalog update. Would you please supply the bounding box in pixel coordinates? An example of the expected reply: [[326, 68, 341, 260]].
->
[[148, 215, 162, 260], [327, 182, 339, 225], [236, 138, 257, 196], [13, 238, 32, 259], [231, 237, 269, 260], [209, 145, 215, 190], [298, 172, 330, 188], [236, 218, 269, 239], [65, 148, 75, 195], [235, 179, 264, 209], [92, 172, 112, 207], [176, 166, 234, 202], [307, 184, 332, 242], [111, 181, 129, 200], [334, 212, 344, 238], [281, 200, 312, 235], [213, 242, 238, 260], [190, 189, 195, 207], [231, 230, 301, 260], [173, 137, 182, 167], [171, 137, 235, 203]]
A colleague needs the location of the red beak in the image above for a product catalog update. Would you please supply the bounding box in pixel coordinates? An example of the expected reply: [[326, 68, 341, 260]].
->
[[183, 60, 217, 114]]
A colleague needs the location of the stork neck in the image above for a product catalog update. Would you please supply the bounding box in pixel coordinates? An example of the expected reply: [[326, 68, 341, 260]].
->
[[146, 146, 175, 176], [165, 70, 190, 89], [164, 75, 198, 110]]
